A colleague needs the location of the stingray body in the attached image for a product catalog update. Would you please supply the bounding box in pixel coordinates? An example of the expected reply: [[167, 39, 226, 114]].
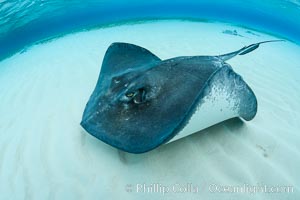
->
[[81, 40, 281, 153]]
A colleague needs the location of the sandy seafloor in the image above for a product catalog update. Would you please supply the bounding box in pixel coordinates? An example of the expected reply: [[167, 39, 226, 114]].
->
[[0, 20, 300, 200]]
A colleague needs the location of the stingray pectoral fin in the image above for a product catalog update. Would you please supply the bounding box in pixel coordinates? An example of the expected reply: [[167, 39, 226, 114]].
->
[[217, 40, 284, 61], [169, 65, 257, 142], [100, 42, 161, 77], [204, 65, 258, 121]]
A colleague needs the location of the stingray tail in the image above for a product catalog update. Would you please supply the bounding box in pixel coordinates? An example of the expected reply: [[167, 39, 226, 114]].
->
[[217, 40, 284, 61]]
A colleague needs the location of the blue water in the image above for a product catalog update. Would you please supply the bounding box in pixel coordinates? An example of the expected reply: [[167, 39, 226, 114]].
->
[[0, 0, 300, 61]]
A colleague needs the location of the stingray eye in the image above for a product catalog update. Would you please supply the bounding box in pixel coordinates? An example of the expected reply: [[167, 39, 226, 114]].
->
[[122, 88, 147, 104], [133, 88, 146, 104], [125, 92, 135, 97]]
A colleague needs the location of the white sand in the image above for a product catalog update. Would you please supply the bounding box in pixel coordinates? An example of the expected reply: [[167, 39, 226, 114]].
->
[[0, 20, 299, 200]]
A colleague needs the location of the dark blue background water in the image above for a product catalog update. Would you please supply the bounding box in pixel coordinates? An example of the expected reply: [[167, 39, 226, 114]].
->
[[1, 0, 300, 61]]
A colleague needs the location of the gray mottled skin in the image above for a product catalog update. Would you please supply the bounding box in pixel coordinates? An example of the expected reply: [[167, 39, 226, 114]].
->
[[81, 41, 280, 153]]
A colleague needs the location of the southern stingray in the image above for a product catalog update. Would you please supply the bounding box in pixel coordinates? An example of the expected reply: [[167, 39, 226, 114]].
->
[[81, 40, 281, 153]]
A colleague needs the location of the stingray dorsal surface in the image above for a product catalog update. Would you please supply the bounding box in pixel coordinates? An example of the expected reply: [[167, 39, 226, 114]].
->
[[81, 42, 261, 153]]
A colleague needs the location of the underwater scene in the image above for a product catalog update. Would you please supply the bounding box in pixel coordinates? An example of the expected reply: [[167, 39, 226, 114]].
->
[[0, 0, 300, 199]]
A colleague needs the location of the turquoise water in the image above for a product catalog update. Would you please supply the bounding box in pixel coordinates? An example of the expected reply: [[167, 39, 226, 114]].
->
[[0, 0, 300, 61]]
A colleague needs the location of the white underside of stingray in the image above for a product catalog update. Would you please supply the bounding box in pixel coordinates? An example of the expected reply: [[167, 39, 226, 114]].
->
[[169, 66, 254, 143], [169, 86, 236, 143]]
